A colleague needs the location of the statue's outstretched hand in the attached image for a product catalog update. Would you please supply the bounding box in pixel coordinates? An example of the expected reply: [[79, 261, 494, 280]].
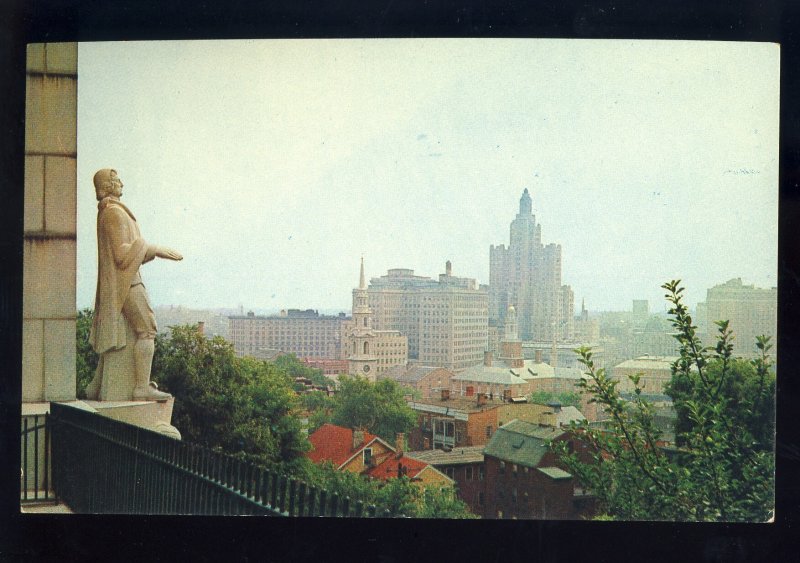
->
[[155, 246, 183, 261]]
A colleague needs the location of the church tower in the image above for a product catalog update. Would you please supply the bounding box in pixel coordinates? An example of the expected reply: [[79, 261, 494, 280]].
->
[[348, 258, 378, 380], [499, 304, 525, 369]]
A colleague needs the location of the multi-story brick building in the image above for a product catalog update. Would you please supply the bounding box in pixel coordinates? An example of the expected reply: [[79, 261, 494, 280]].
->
[[489, 188, 574, 343], [341, 259, 408, 380], [405, 446, 486, 515], [482, 419, 595, 520], [378, 365, 455, 399], [228, 309, 349, 359], [612, 355, 681, 395], [367, 261, 488, 370], [407, 391, 568, 451], [700, 278, 777, 359]]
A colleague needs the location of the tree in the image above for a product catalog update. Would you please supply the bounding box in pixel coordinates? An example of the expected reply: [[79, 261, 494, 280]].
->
[[293, 459, 477, 518], [151, 324, 310, 467], [75, 308, 98, 399], [271, 353, 335, 390], [529, 389, 581, 408], [323, 376, 417, 443], [554, 281, 775, 521]]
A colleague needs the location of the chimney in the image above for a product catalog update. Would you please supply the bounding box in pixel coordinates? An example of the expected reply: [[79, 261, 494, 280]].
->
[[423, 437, 430, 449], [353, 429, 364, 450], [535, 349, 542, 363], [197, 321, 205, 335], [547, 401, 562, 413], [538, 412, 556, 427], [441, 388, 450, 401], [484, 350, 493, 367], [477, 393, 487, 407], [395, 432, 405, 456]]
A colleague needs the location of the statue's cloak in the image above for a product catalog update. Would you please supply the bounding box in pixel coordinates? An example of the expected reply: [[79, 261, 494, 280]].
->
[[89, 197, 151, 354]]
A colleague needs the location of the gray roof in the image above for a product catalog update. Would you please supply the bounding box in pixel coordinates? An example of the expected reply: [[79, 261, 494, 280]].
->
[[382, 365, 449, 383], [555, 406, 587, 427], [483, 419, 566, 468], [453, 361, 585, 385], [537, 467, 572, 480], [405, 446, 485, 466]]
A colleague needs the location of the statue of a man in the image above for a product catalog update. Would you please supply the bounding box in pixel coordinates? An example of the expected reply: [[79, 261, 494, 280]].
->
[[85, 168, 183, 401]]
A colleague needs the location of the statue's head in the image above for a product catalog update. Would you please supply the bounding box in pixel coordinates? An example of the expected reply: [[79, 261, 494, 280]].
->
[[93, 168, 123, 201]]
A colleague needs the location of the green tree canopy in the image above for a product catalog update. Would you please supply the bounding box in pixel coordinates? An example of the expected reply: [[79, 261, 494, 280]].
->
[[555, 281, 775, 522], [321, 376, 417, 443], [150, 324, 309, 467]]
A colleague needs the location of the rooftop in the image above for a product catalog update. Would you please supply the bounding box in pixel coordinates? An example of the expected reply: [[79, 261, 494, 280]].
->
[[307, 424, 383, 467], [454, 361, 585, 384], [614, 356, 681, 371], [405, 446, 486, 466], [483, 419, 566, 468], [381, 365, 451, 383]]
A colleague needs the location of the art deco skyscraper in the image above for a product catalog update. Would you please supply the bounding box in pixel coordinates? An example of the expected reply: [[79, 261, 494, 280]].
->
[[489, 188, 574, 342]]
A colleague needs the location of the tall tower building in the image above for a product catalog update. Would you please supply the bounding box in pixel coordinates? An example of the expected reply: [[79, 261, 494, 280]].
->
[[489, 188, 574, 342], [343, 258, 408, 380]]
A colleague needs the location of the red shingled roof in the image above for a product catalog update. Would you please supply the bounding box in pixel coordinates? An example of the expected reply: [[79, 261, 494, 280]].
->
[[307, 423, 382, 467], [366, 454, 430, 481]]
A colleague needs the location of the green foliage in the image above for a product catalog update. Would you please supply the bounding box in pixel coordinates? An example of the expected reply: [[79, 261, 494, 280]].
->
[[150, 324, 310, 466], [324, 376, 417, 443], [271, 353, 335, 390], [75, 308, 98, 399], [292, 459, 476, 518], [554, 281, 775, 521], [529, 390, 581, 408]]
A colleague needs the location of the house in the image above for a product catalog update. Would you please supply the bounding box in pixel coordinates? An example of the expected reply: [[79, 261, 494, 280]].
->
[[407, 390, 576, 451], [379, 365, 456, 399], [306, 424, 453, 487], [307, 424, 395, 474], [405, 446, 486, 515], [482, 419, 595, 520]]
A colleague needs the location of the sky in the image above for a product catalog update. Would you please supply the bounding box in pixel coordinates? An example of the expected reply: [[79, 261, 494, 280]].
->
[[76, 39, 779, 313]]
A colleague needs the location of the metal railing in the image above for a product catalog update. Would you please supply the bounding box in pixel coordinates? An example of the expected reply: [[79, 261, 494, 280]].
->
[[20, 414, 51, 503], [49, 403, 400, 516]]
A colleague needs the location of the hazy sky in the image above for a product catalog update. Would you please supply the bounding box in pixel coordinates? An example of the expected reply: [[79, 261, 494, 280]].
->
[[76, 39, 779, 313]]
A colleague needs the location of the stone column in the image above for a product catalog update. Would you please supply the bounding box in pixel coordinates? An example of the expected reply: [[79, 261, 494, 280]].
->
[[22, 43, 78, 403]]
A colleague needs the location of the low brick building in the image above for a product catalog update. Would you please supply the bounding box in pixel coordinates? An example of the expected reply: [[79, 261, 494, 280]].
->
[[378, 365, 456, 399], [407, 392, 580, 451], [405, 446, 486, 515], [482, 419, 595, 520]]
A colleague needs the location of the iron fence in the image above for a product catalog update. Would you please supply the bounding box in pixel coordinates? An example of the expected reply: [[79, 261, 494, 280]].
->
[[49, 402, 399, 516], [20, 414, 51, 503]]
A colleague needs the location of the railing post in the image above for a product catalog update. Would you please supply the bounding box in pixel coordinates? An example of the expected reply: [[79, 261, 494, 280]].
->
[[330, 493, 339, 517], [278, 476, 288, 515], [288, 479, 297, 516], [367, 504, 377, 518], [307, 486, 317, 517], [355, 500, 364, 518], [44, 413, 50, 501], [297, 482, 307, 517], [318, 489, 327, 517], [22, 417, 28, 501]]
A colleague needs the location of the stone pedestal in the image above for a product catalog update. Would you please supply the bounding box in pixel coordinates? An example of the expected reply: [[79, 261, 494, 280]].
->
[[84, 398, 181, 439]]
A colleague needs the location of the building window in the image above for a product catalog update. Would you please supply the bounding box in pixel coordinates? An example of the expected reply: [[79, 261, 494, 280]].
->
[[479, 492, 484, 505], [445, 467, 455, 479], [512, 464, 518, 477], [363, 448, 373, 466], [465, 466, 474, 480], [479, 465, 485, 480], [497, 510, 503, 519], [486, 426, 493, 438], [512, 488, 517, 504], [499, 461, 506, 474]]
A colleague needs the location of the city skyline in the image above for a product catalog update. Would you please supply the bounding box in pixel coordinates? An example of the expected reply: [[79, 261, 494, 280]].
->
[[76, 40, 779, 313]]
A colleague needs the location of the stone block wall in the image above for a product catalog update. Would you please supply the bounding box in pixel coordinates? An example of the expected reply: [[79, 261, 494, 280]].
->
[[23, 43, 78, 403]]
